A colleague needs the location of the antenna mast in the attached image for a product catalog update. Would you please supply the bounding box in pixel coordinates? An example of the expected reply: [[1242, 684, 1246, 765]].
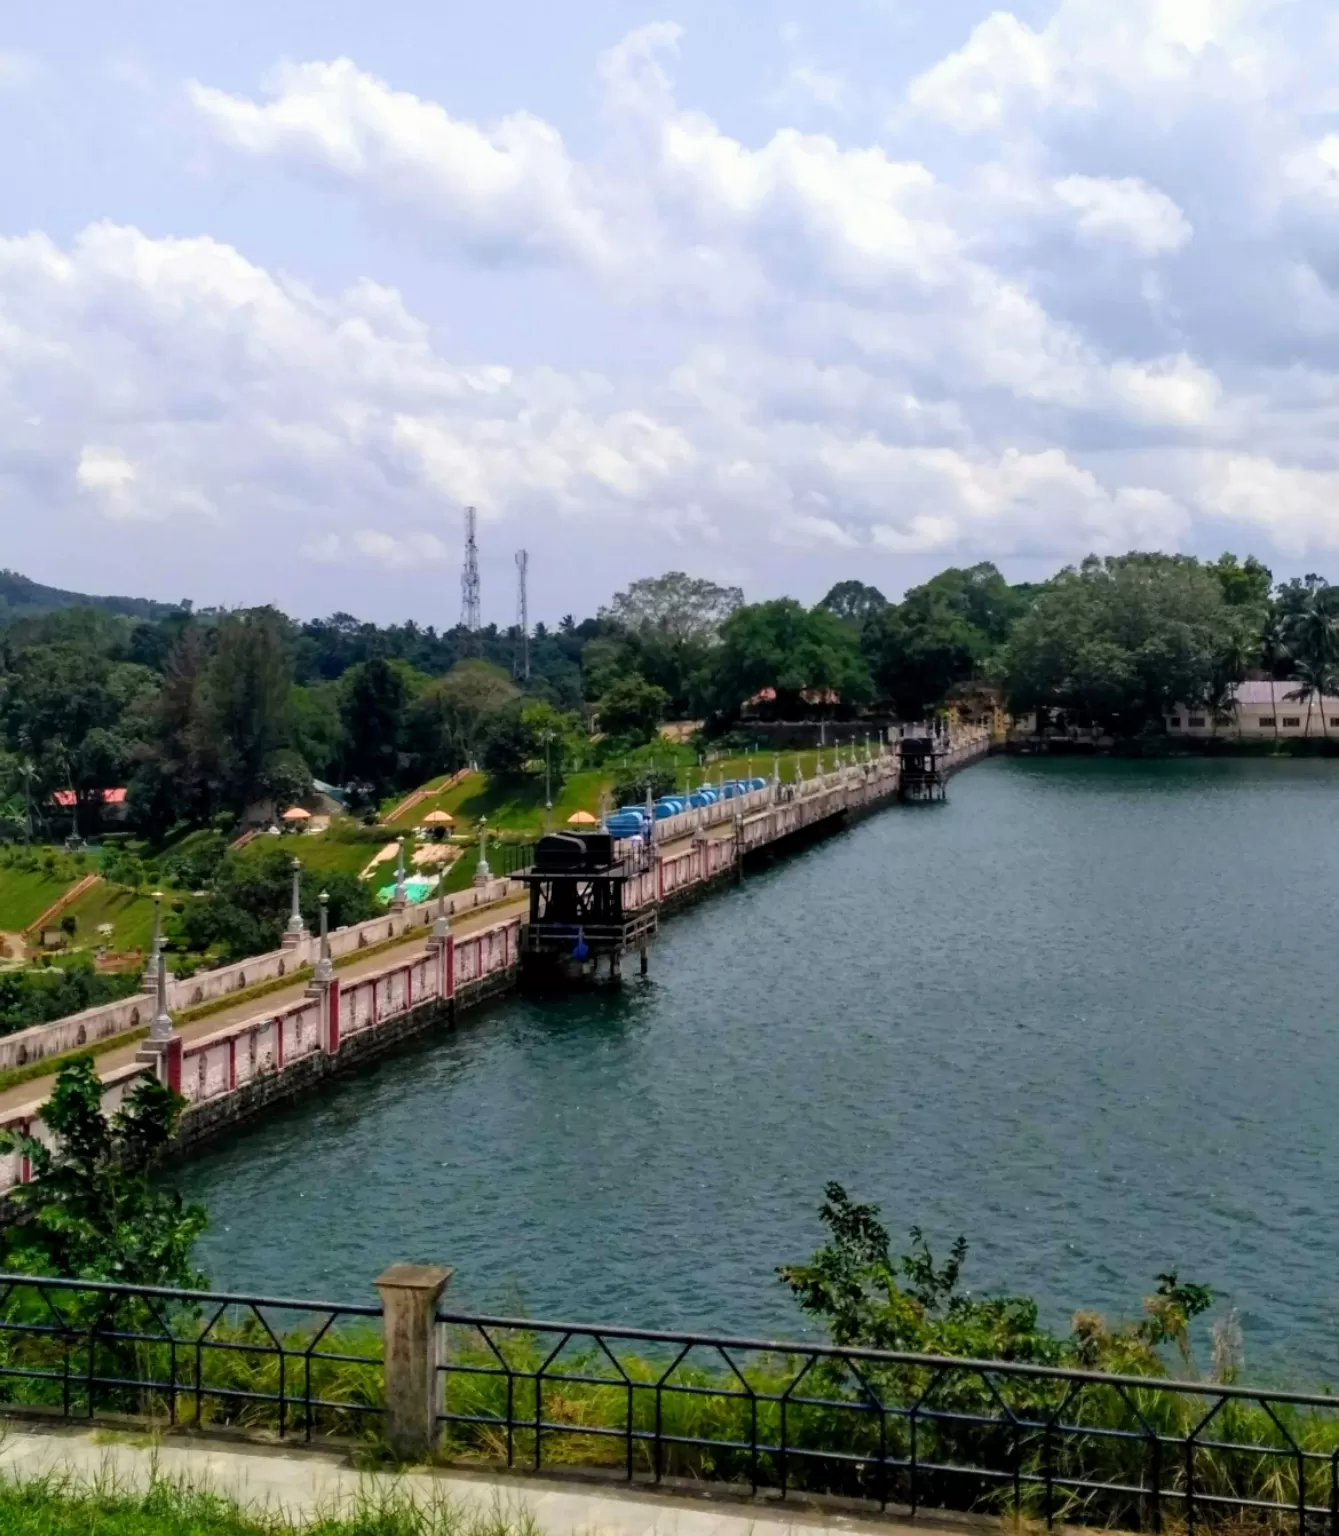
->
[[514, 549, 530, 681], [460, 506, 481, 642]]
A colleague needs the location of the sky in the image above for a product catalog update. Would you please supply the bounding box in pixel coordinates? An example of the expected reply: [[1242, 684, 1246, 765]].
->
[[4, 0, 1339, 624]]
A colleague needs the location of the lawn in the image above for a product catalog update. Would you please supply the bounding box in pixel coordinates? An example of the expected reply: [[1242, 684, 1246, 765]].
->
[[62, 880, 158, 956], [0, 861, 87, 932], [384, 746, 886, 838]]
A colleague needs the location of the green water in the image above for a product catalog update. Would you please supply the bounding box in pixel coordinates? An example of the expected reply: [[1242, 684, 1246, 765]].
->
[[180, 757, 1339, 1380]]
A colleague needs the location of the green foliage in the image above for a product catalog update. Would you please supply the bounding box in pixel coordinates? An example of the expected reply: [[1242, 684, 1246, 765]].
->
[[714, 599, 873, 718], [0, 965, 141, 1038], [0, 1057, 205, 1287], [0, 1471, 544, 1536], [819, 579, 888, 625], [340, 657, 412, 797], [999, 554, 1250, 734], [602, 571, 742, 642], [205, 609, 294, 814], [610, 766, 677, 805], [173, 844, 372, 961], [778, 1182, 1213, 1375], [594, 674, 670, 745], [864, 562, 1034, 719]]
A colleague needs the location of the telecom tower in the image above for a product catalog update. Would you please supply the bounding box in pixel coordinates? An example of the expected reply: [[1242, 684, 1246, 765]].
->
[[514, 549, 530, 681], [460, 506, 481, 640]]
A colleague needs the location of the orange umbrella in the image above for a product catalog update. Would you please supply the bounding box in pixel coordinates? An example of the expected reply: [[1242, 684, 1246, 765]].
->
[[567, 810, 599, 825], [282, 806, 311, 821]]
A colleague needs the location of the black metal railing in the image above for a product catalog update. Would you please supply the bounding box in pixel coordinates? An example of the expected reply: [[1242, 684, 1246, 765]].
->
[[0, 1273, 383, 1441], [492, 841, 536, 878], [436, 1312, 1339, 1533]]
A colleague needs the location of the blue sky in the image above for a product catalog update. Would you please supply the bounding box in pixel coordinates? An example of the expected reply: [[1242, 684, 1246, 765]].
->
[[3, 0, 1339, 622]]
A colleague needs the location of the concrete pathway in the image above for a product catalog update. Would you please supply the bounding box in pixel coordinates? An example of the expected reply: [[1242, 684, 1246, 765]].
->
[[0, 895, 529, 1121], [0, 1424, 938, 1536]]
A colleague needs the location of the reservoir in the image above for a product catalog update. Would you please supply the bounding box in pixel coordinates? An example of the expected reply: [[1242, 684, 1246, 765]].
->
[[180, 756, 1339, 1382]]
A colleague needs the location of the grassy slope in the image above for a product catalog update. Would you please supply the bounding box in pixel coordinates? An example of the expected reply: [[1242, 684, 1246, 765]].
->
[[386, 747, 877, 837], [0, 865, 85, 931], [62, 881, 157, 955]]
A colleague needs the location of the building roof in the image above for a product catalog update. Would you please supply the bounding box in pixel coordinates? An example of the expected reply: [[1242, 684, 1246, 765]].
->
[[1231, 681, 1339, 708], [50, 787, 127, 807]]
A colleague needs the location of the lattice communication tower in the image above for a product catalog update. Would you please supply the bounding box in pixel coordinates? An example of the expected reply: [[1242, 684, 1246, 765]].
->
[[514, 549, 530, 681], [460, 506, 481, 637]]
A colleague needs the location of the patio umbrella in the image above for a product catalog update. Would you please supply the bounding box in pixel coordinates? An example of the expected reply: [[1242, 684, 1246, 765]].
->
[[282, 806, 311, 822], [422, 809, 455, 825], [567, 810, 599, 825]]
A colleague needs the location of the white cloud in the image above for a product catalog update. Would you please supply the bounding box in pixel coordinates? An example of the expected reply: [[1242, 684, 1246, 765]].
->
[[1054, 175, 1193, 255], [306, 529, 451, 566], [188, 59, 613, 269], [19, 8, 1339, 600], [76, 445, 138, 513]]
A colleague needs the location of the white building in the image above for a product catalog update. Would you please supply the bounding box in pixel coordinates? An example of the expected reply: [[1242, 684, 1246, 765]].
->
[[1165, 680, 1339, 738]]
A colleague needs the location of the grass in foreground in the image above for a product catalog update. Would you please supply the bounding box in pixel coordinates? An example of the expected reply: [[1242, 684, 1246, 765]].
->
[[0, 1470, 542, 1536]]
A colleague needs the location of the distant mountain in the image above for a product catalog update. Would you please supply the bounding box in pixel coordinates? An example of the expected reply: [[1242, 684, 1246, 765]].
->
[[0, 569, 186, 622]]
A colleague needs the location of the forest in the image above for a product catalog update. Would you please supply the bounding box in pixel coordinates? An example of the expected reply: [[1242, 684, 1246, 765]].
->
[[0, 549, 1333, 846]]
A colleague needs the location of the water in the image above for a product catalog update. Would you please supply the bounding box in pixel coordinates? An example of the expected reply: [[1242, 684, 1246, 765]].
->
[[179, 757, 1339, 1382]]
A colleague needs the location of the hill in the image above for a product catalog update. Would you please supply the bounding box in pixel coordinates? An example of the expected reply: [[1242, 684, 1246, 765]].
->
[[0, 568, 185, 622]]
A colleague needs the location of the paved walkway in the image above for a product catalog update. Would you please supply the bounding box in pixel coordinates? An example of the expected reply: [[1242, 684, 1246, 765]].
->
[[0, 1425, 935, 1536], [0, 894, 530, 1121]]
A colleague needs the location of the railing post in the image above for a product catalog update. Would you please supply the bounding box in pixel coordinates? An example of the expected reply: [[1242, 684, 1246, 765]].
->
[[375, 1263, 453, 1461]]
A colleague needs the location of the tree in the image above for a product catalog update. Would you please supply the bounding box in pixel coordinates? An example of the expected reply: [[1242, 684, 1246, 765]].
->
[[175, 845, 371, 960], [861, 564, 1034, 720], [818, 580, 888, 626], [128, 625, 212, 836], [1209, 553, 1273, 610], [1259, 616, 1290, 741], [339, 657, 409, 797], [596, 674, 671, 744], [408, 660, 518, 769], [779, 1182, 1214, 1372], [0, 1057, 206, 1286], [713, 601, 872, 718], [1000, 555, 1241, 736], [203, 609, 294, 813], [603, 572, 743, 643]]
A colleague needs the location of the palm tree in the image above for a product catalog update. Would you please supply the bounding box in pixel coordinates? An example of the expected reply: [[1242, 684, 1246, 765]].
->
[[1283, 588, 1339, 739], [1259, 618, 1289, 741], [1286, 658, 1338, 739], [1212, 628, 1257, 740]]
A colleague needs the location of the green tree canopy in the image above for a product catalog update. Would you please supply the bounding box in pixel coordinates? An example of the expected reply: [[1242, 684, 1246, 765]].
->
[[818, 580, 888, 626], [204, 608, 294, 813], [602, 571, 743, 643], [999, 554, 1247, 734], [596, 673, 671, 744], [714, 600, 872, 717], [0, 1057, 205, 1286]]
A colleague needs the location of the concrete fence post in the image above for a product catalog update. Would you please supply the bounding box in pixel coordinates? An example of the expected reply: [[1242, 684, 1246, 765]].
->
[[375, 1263, 453, 1460]]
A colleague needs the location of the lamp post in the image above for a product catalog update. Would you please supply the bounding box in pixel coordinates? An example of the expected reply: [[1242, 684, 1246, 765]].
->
[[474, 819, 491, 886], [314, 890, 334, 984], [286, 858, 307, 937], [144, 889, 163, 985], [431, 868, 451, 941], [149, 932, 174, 1044]]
